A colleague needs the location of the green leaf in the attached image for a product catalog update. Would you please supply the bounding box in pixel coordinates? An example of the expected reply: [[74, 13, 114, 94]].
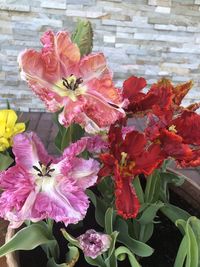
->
[[105, 208, 114, 235], [47, 258, 68, 267], [85, 255, 107, 267], [104, 231, 119, 267], [114, 217, 154, 257], [115, 246, 141, 267], [106, 231, 119, 259], [189, 217, 200, 266], [24, 119, 30, 131], [160, 203, 190, 224], [72, 20, 93, 56], [139, 223, 154, 243], [132, 176, 144, 204], [136, 201, 164, 243], [60, 229, 80, 248], [160, 171, 184, 202], [97, 177, 115, 204], [0, 152, 14, 170], [87, 190, 108, 227], [144, 170, 160, 203], [174, 236, 187, 267], [53, 111, 84, 152], [66, 245, 79, 267], [0, 223, 58, 258], [138, 201, 164, 225], [175, 218, 199, 267]]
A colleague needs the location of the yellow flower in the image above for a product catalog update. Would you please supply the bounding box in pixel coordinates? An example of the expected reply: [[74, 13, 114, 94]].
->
[[0, 109, 25, 152]]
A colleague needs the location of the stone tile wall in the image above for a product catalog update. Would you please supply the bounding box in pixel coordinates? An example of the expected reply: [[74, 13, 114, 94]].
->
[[0, 0, 200, 111]]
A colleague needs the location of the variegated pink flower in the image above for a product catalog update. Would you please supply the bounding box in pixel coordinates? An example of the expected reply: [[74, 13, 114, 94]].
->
[[18, 31, 126, 133], [77, 229, 111, 259], [0, 132, 104, 228]]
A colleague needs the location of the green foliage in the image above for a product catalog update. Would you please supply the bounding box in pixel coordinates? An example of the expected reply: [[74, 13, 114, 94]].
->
[[132, 176, 144, 204], [60, 229, 80, 248], [53, 111, 84, 152], [160, 203, 190, 224], [114, 217, 154, 257], [47, 245, 79, 267], [97, 177, 115, 204], [137, 201, 164, 243], [0, 222, 59, 260], [174, 217, 200, 267], [144, 170, 161, 203], [0, 151, 14, 170], [115, 246, 141, 267], [160, 171, 184, 202], [105, 208, 115, 235], [72, 20, 93, 56], [87, 189, 109, 227]]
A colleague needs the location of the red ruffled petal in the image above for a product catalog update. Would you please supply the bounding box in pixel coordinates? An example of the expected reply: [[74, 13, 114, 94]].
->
[[114, 165, 140, 219], [160, 129, 192, 160], [135, 144, 164, 176], [98, 153, 116, 177], [172, 80, 193, 106], [122, 131, 146, 158], [173, 110, 200, 145], [123, 75, 147, 102]]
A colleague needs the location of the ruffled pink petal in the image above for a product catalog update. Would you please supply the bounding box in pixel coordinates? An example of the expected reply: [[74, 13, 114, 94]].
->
[[68, 158, 99, 189], [18, 49, 63, 112], [53, 31, 80, 70], [58, 96, 86, 127], [18, 49, 60, 85], [80, 53, 112, 82], [41, 31, 80, 78], [58, 136, 108, 161], [13, 132, 53, 169], [31, 177, 89, 225], [55, 136, 105, 176], [86, 78, 122, 105], [85, 135, 108, 153], [28, 80, 63, 112], [0, 165, 35, 227], [83, 94, 125, 128]]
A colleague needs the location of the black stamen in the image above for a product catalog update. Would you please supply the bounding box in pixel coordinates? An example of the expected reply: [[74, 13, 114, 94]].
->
[[108, 102, 119, 109], [62, 76, 83, 91], [33, 165, 41, 173], [33, 161, 55, 178], [46, 160, 52, 169]]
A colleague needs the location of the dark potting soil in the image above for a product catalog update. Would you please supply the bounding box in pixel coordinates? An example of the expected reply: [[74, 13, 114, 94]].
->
[[19, 190, 200, 267]]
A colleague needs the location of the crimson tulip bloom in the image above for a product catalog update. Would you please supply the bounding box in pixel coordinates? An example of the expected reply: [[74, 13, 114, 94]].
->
[[99, 123, 164, 219]]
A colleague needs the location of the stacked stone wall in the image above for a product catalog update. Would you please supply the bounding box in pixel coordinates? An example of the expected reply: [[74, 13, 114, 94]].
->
[[0, 0, 200, 111]]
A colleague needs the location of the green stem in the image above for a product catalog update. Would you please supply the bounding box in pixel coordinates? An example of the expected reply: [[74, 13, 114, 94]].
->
[[138, 225, 145, 243]]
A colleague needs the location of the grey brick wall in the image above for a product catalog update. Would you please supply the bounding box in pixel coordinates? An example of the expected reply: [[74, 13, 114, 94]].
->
[[0, 0, 200, 111]]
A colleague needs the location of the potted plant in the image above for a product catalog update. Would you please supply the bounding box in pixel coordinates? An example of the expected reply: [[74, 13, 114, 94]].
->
[[0, 20, 200, 267]]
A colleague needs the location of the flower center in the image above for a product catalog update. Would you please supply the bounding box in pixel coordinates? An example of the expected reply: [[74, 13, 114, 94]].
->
[[120, 152, 128, 166], [168, 124, 177, 133], [120, 152, 136, 176], [62, 75, 83, 91], [32, 161, 55, 178]]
